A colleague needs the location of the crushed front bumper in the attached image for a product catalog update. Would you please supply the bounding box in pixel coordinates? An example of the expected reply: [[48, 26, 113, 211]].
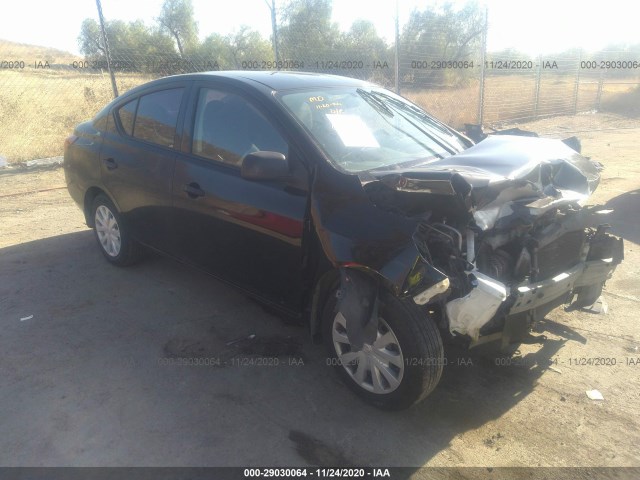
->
[[462, 234, 624, 349]]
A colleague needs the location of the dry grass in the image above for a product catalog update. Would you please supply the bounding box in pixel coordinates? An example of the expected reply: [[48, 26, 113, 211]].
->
[[404, 82, 481, 128], [0, 69, 152, 162], [600, 85, 640, 117], [0, 39, 80, 64], [407, 75, 639, 129]]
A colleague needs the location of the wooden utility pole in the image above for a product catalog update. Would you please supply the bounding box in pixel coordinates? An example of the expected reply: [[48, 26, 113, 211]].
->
[[95, 0, 118, 98], [265, 0, 280, 64]]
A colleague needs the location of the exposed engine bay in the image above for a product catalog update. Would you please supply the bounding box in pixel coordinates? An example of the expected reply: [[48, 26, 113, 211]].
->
[[361, 135, 624, 347]]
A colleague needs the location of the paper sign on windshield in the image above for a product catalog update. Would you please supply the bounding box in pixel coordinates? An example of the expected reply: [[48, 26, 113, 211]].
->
[[326, 114, 380, 148]]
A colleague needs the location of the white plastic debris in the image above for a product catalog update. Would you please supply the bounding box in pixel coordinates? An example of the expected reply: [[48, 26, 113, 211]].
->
[[20, 315, 33, 321], [582, 296, 608, 315], [447, 271, 507, 341], [23, 156, 63, 169], [586, 389, 604, 401], [549, 366, 562, 374]]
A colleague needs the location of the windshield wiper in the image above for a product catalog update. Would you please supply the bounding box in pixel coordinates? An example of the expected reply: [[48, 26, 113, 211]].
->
[[371, 91, 453, 133], [358, 89, 444, 160], [356, 89, 394, 117], [367, 91, 465, 154]]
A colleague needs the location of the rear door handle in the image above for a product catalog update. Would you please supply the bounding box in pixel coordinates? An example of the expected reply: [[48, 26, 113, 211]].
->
[[183, 182, 205, 199], [103, 158, 118, 170]]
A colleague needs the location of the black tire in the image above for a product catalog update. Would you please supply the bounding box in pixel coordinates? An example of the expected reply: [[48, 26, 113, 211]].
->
[[91, 194, 141, 266], [322, 287, 444, 410]]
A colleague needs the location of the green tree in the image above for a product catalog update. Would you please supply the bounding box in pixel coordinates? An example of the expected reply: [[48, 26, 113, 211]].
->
[[278, 0, 342, 62], [196, 33, 232, 68], [225, 26, 274, 68], [77, 18, 106, 57], [77, 18, 177, 71], [79, 0, 331, 75], [158, 0, 198, 57], [340, 19, 391, 82], [341, 20, 386, 57], [194, 28, 273, 70], [401, 1, 484, 86]]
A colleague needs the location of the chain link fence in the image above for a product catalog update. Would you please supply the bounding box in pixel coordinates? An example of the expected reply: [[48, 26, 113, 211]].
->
[[1, 1, 639, 164], [481, 50, 640, 126]]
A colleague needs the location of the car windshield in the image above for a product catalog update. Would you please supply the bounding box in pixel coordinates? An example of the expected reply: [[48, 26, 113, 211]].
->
[[278, 86, 469, 172]]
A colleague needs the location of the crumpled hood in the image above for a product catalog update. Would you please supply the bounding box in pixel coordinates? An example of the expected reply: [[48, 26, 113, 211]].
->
[[370, 135, 601, 230]]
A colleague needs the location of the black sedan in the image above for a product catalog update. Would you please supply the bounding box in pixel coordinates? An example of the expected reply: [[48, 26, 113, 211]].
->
[[64, 71, 623, 409]]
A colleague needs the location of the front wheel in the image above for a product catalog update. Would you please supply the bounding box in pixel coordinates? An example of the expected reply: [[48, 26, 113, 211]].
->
[[322, 288, 444, 410]]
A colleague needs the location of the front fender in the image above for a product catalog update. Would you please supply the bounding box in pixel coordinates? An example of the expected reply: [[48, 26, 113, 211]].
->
[[306, 163, 454, 338], [309, 161, 449, 291]]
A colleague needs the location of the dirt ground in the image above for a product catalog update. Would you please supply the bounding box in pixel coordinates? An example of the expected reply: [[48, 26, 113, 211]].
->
[[1, 113, 639, 473]]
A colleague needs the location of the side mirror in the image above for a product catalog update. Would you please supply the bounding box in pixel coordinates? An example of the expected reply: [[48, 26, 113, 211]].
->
[[241, 151, 289, 181]]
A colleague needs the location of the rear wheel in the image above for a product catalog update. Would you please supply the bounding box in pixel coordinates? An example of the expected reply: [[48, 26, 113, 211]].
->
[[91, 194, 141, 266], [322, 288, 444, 410]]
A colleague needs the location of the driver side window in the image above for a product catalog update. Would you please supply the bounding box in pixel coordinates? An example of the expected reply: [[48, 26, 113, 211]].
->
[[191, 88, 288, 167]]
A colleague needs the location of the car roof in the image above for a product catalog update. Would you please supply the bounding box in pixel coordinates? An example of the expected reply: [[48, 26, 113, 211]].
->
[[208, 71, 373, 90], [123, 71, 373, 96], [96, 71, 378, 120]]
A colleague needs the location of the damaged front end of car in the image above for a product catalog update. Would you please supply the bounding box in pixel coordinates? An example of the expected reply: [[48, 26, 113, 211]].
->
[[347, 134, 624, 350]]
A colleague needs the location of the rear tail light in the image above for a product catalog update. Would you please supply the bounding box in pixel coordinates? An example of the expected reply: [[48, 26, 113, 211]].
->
[[64, 135, 79, 151]]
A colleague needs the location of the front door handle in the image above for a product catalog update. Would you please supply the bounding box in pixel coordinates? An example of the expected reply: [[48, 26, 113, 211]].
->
[[103, 158, 118, 170], [183, 182, 205, 199]]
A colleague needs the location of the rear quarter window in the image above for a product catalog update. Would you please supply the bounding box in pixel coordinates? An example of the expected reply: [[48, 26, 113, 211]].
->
[[92, 111, 109, 131], [116, 98, 137, 136]]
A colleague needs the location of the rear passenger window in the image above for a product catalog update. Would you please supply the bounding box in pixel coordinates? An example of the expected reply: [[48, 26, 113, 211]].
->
[[117, 98, 137, 136], [132, 88, 184, 147]]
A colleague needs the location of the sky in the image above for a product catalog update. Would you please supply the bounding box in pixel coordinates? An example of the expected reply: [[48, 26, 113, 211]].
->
[[0, 0, 638, 56]]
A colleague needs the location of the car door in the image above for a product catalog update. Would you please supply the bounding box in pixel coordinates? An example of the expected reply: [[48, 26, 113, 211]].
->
[[171, 81, 309, 313], [100, 82, 190, 251]]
